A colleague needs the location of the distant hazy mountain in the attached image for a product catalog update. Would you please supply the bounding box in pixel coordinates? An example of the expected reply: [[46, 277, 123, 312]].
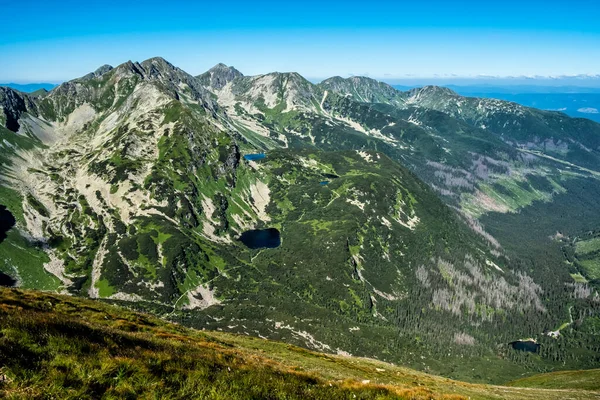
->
[[393, 84, 600, 123], [457, 92, 600, 123], [0, 82, 56, 93]]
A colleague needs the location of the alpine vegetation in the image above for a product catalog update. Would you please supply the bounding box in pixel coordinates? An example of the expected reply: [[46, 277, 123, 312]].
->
[[1, 58, 599, 389]]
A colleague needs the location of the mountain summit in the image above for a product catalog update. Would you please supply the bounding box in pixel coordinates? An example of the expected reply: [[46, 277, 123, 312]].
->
[[197, 63, 244, 90], [320, 75, 406, 106], [80, 64, 114, 81]]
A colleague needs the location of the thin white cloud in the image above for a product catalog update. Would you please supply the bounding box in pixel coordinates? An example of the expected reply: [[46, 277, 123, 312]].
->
[[578, 107, 599, 114]]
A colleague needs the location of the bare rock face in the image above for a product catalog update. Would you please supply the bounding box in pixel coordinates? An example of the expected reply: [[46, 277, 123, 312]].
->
[[136, 57, 217, 112], [0, 87, 36, 132], [197, 63, 243, 90], [80, 64, 114, 81]]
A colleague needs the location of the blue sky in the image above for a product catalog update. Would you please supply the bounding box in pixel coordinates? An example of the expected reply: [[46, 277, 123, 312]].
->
[[2, 0, 600, 83]]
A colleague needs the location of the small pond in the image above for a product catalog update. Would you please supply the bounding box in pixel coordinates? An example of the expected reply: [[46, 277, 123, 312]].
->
[[510, 340, 540, 353], [319, 181, 329, 185], [0, 205, 16, 244], [0, 272, 16, 287], [239, 228, 281, 249], [0, 205, 17, 287], [243, 153, 266, 161]]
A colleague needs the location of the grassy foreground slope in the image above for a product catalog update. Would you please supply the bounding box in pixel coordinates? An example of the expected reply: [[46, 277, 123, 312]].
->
[[0, 289, 598, 400], [507, 369, 600, 391]]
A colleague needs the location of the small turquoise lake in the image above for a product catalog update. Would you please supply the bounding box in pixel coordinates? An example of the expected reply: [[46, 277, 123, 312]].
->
[[243, 153, 266, 161]]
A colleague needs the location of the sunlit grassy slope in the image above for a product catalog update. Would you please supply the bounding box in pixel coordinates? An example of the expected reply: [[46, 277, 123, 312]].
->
[[0, 288, 598, 399], [507, 369, 600, 391]]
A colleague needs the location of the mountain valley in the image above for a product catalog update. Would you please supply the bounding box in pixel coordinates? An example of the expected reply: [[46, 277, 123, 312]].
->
[[0, 57, 599, 387]]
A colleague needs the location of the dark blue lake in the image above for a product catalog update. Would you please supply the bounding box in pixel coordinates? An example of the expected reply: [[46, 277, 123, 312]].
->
[[243, 153, 266, 161], [510, 340, 539, 353], [0, 205, 17, 287], [0, 272, 16, 287], [239, 228, 281, 249], [0, 205, 15, 244]]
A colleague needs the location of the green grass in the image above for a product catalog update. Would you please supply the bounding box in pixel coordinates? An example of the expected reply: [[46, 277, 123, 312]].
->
[[575, 237, 600, 255], [507, 369, 600, 391], [577, 258, 600, 280], [570, 273, 588, 283], [0, 289, 440, 400], [26, 194, 49, 218], [303, 219, 334, 233], [1, 288, 598, 400], [478, 177, 553, 214], [0, 186, 25, 224], [154, 230, 172, 245], [95, 278, 116, 298], [0, 231, 60, 291], [557, 322, 571, 331]]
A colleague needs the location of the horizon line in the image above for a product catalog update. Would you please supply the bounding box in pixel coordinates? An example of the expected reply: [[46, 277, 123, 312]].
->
[[2, 57, 600, 85]]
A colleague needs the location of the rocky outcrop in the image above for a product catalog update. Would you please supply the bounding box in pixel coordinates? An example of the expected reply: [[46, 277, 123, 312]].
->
[[80, 64, 114, 81], [197, 63, 243, 90], [0, 87, 37, 132]]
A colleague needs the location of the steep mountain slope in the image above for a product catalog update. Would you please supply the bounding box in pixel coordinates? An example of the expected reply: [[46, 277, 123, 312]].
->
[[209, 72, 594, 226], [205, 72, 600, 321], [403, 85, 600, 162], [320, 76, 406, 106], [393, 86, 600, 281], [507, 368, 600, 391], [0, 87, 39, 133], [2, 288, 599, 400], [0, 57, 506, 336], [0, 57, 244, 303], [196, 63, 243, 90], [197, 68, 600, 379], [0, 58, 599, 384], [315, 77, 600, 278]]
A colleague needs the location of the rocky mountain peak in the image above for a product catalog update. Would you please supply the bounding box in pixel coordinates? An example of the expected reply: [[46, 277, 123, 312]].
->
[[110, 57, 180, 81], [109, 57, 218, 109], [406, 85, 458, 100], [197, 63, 244, 90], [79, 64, 114, 81], [320, 75, 344, 84], [138, 57, 178, 78], [34, 57, 217, 124], [94, 64, 113, 76], [321, 75, 394, 90], [319, 75, 404, 105], [239, 71, 319, 111], [210, 63, 243, 75], [258, 71, 315, 91], [0, 87, 36, 132]]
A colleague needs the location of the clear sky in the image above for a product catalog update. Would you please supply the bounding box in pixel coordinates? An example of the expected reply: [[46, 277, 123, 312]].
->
[[2, 0, 600, 83]]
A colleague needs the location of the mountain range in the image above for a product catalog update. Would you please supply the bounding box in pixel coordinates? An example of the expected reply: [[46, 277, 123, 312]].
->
[[0, 57, 599, 385], [0, 83, 56, 93], [393, 86, 600, 123]]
